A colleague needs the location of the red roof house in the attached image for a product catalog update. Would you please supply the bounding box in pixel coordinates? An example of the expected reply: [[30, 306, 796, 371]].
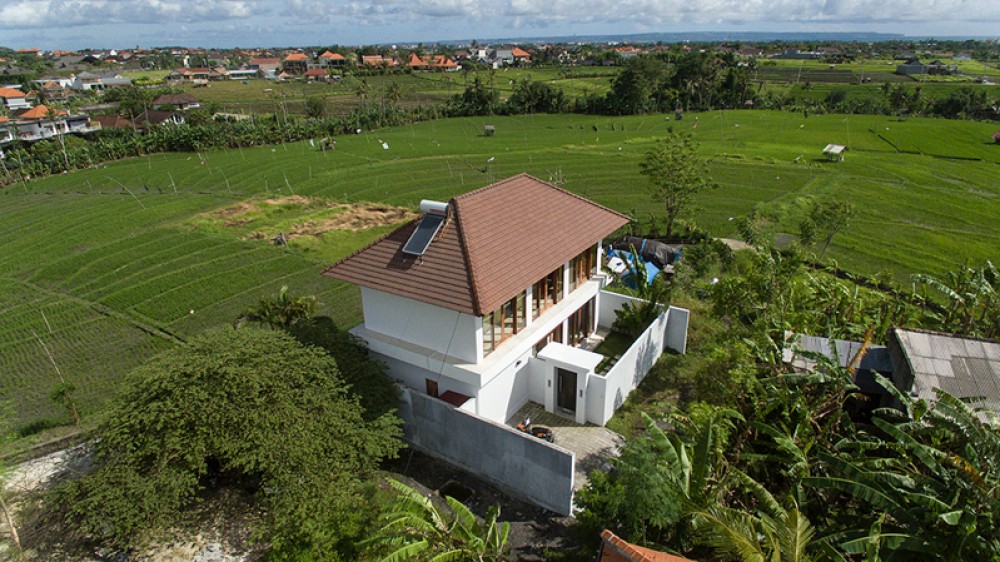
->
[[599, 530, 697, 562], [319, 174, 685, 429]]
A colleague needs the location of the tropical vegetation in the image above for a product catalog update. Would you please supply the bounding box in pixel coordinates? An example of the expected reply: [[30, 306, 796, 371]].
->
[[48, 327, 403, 558]]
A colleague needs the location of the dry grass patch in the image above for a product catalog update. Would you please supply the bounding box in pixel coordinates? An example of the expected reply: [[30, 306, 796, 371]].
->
[[198, 196, 417, 240]]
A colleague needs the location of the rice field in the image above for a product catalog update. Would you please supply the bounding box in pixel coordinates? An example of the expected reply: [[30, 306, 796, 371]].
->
[[1, 110, 998, 431]]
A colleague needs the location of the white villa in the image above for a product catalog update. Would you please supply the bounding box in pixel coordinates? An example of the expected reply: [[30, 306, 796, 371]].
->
[[324, 174, 687, 427]]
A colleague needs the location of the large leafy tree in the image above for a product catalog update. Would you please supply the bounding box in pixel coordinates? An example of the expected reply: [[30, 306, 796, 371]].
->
[[234, 284, 317, 330], [236, 287, 400, 420], [639, 132, 717, 239], [51, 327, 403, 558]]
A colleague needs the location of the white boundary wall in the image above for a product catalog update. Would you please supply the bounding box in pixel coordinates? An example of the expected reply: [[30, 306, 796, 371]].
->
[[587, 291, 689, 425], [398, 388, 576, 515]]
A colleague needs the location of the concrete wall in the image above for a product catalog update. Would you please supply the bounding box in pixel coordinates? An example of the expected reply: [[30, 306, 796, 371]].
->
[[586, 293, 691, 426], [399, 388, 575, 515], [362, 288, 480, 363], [588, 310, 669, 425], [476, 348, 533, 423]]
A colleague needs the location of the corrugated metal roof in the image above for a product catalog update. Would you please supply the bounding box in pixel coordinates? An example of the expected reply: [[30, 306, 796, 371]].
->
[[894, 328, 1000, 414], [323, 174, 629, 315]]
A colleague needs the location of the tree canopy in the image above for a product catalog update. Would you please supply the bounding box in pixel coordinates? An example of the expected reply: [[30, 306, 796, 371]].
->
[[639, 132, 717, 238], [52, 327, 403, 557]]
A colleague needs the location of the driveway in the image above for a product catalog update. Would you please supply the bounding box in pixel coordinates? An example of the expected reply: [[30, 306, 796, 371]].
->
[[509, 402, 624, 491]]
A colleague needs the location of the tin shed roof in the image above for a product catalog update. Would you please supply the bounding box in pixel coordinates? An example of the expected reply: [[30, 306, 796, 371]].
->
[[892, 328, 1000, 414]]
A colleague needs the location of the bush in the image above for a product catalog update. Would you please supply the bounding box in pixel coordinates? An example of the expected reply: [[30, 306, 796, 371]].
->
[[50, 327, 403, 557]]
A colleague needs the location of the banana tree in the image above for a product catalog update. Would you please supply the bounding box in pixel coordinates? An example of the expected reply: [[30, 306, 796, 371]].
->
[[805, 375, 1000, 560], [362, 479, 510, 562]]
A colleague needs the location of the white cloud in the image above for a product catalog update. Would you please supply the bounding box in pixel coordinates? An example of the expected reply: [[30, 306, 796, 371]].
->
[[2, 0, 997, 45], [0, 0, 265, 29]]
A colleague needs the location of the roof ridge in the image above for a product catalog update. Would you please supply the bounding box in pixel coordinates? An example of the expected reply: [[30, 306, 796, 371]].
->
[[455, 173, 631, 222], [451, 201, 483, 315]]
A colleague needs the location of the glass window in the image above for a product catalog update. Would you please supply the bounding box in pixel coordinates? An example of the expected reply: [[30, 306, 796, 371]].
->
[[482, 290, 528, 357], [532, 267, 563, 318], [569, 246, 597, 292]]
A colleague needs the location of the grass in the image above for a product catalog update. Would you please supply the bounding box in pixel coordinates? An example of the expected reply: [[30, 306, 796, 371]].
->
[[1, 110, 998, 434], [593, 332, 633, 375]]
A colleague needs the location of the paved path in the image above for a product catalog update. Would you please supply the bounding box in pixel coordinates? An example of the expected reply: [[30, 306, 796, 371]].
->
[[509, 402, 624, 491]]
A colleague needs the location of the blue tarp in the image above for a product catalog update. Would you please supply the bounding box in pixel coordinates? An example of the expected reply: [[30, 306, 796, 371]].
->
[[606, 248, 660, 288]]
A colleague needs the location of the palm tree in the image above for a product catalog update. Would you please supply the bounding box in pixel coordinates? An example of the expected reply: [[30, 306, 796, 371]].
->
[[234, 285, 317, 331], [696, 496, 818, 562], [362, 479, 510, 562], [354, 78, 372, 108]]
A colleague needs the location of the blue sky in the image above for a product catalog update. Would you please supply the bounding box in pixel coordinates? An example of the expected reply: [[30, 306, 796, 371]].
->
[[1, 0, 997, 50]]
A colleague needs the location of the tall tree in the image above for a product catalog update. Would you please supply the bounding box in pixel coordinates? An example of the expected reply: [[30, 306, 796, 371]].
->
[[51, 328, 402, 557], [639, 132, 717, 238]]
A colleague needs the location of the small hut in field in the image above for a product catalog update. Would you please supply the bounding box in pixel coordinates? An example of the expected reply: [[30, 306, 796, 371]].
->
[[823, 143, 847, 162]]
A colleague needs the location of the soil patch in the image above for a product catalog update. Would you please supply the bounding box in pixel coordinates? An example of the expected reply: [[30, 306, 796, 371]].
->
[[286, 204, 415, 237]]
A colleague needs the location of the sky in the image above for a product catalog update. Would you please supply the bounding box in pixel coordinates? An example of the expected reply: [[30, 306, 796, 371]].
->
[[1, 0, 997, 50]]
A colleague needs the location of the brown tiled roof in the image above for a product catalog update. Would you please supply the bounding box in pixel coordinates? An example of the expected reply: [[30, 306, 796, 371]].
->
[[599, 530, 696, 562], [284, 53, 309, 61], [92, 114, 134, 129], [304, 68, 328, 76], [323, 174, 629, 316], [320, 51, 345, 60], [17, 105, 66, 119]]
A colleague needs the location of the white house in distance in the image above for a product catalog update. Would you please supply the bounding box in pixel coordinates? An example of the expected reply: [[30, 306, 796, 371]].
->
[[324, 174, 687, 426]]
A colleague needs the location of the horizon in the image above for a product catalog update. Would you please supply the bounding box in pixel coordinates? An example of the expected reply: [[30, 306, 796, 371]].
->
[[1, 0, 998, 51]]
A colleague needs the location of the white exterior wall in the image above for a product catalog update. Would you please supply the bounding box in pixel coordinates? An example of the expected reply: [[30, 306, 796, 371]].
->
[[2, 97, 30, 110], [583, 293, 691, 426], [476, 348, 534, 422], [361, 287, 479, 363]]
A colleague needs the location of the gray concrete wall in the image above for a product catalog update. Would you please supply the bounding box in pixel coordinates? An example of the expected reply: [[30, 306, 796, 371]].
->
[[398, 388, 576, 515]]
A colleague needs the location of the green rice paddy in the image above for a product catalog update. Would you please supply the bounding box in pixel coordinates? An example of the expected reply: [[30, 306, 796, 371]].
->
[[1, 110, 998, 431]]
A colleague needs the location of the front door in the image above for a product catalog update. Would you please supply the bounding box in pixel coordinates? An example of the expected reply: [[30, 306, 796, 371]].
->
[[556, 368, 577, 412]]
